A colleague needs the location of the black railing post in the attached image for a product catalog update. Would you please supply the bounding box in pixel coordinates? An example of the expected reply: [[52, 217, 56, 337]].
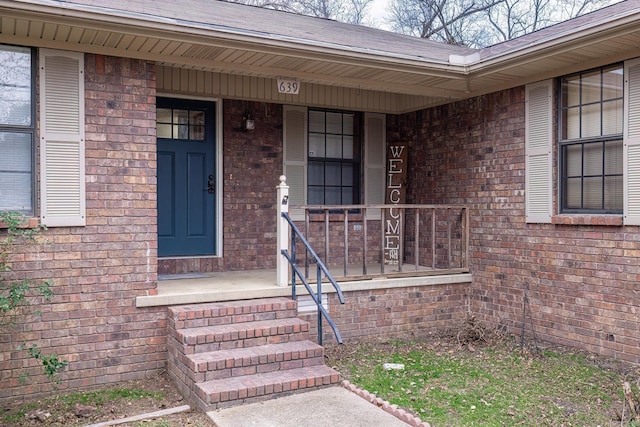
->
[[291, 230, 297, 300], [317, 266, 322, 345]]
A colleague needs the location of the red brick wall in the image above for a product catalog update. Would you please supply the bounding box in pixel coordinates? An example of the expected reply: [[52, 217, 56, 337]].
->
[[0, 54, 166, 401], [222, 101, 284, 270], [301, 284, 469, 345], [395, 88, 640, 364]]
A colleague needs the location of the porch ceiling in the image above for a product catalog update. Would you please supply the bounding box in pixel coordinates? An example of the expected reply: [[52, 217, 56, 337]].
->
[[1, 1, 640, 112]]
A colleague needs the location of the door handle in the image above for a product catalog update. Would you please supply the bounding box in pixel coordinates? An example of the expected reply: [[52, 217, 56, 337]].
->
[[206, 175, 215, 194]]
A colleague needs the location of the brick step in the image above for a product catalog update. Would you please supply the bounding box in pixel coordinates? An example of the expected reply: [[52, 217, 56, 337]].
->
[[174, 317, 310, 354], [185, 340, 325, 382], [194, 365, 341, 410], [168, 297, 298, 330]]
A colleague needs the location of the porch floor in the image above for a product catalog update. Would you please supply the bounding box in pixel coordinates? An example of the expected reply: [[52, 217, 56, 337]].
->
[[136, 265, 472, 307]]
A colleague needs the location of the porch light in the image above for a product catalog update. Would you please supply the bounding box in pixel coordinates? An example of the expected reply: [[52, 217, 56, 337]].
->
[[243, 114, 255, 131]]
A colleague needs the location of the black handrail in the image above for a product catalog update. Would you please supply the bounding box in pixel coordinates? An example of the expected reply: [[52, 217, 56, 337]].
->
[[281, 212, 345, 345]]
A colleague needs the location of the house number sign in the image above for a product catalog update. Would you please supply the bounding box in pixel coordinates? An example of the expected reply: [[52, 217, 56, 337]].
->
[[277, 78, 300, 94]]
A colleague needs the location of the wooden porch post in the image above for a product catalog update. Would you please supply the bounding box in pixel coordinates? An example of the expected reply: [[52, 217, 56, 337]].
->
[[276, 175, 289, 287]]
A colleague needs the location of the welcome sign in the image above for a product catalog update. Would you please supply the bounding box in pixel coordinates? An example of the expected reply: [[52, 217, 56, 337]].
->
[[384, 143, 408, 265]]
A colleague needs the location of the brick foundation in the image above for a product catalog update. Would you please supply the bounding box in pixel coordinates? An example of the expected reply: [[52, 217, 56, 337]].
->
[[302, 283, 470, 345]]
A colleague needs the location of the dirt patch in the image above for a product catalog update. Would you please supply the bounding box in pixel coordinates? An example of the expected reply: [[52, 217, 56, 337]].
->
[[0, 372, 214, 427]]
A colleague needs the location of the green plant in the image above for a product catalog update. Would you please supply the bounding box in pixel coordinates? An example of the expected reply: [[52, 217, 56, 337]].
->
[[23, 344, 69, 383], [0, 210, 66, 383]]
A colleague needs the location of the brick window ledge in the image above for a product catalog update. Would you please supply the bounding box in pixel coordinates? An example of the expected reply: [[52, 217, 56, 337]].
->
[[551, 215, 623, 226]]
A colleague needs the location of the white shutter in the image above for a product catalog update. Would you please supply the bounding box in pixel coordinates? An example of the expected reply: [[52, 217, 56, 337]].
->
[[364, 112, 385, 220], [283, 105, 307, 221], [39, 49, 85, 227], [624, 59, 640, 225], [525, 80, 553, 223]]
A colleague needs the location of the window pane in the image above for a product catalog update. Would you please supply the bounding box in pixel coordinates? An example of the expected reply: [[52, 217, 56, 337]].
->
[[583, 142, 603, 176], [326, 134, 342, 158], [602, 99, 623, 135], [563, 75, 581, 107], [564, 107, 580, 140], [190, 110, 205, 125], [157, 124, 171, 138], [190, 126, 204, 140], [604, 176, 623, 211], [308, 162, 324, 186], [604, 140, 623, 175], [581, 104, 601, 138], [308, 187, 324, 204], [583, 177, 603, 209], [342, 187, 354, 205], [582, 70, 601, 104], [157, 108, 172, 123], [325, 163, 341, 186], [0, 46, 31, 126], [565, 144, 582, 177], [343, 136, 354, 159], [0, 132, 32, 212], [325, 187, 341, 204], [343, 114, 354, 135], [326, 112, 342, 134], [309, 110, 325, 133], [309, 134, 325, 157], [565, 178, 582, 209], [602, 66, 623, 100], [174, 124, 188, 139], [342, 164, 354, 186], [173, 109, 188, 124]]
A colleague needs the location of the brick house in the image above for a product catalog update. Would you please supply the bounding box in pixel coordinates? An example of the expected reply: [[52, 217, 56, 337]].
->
[[1, 0, 640, 408]]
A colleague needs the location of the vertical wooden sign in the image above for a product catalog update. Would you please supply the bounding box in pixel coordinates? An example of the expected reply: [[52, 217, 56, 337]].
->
[[384, 143, 408, 265]]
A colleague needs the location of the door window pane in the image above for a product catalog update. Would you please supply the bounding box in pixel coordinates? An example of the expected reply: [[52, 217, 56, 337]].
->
[[156, 107, 207, 141]]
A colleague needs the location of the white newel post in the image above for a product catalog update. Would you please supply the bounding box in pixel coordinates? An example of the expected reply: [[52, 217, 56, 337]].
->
[[276, 175, 289, 287]]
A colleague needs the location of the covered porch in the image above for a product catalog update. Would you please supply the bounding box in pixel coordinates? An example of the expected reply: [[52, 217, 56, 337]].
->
[[141, 177, 472, 308]]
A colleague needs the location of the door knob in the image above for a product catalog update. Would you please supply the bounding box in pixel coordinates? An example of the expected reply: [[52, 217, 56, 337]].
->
[[206, 175, 215, 194]]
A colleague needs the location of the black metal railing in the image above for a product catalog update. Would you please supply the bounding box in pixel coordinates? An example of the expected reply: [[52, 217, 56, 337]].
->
[[280, 212, 345, 345]]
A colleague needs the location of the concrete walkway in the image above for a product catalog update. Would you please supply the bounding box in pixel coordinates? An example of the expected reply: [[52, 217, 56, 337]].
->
[[207, 385, 422, 427]]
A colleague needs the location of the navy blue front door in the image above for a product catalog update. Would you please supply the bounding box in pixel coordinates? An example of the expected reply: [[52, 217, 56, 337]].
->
[[157, 98, 216, 257]]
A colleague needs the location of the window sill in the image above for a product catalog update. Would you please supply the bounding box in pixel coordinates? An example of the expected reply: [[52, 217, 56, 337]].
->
[[551, 215, 623, 226], [0, 217, 40, 229]]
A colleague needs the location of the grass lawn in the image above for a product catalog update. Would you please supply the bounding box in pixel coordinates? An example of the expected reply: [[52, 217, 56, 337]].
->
[[325, 331, 640, 426]]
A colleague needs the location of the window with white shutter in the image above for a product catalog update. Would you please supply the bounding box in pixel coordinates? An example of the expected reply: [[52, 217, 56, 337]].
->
[[283, 106, 385, 221], [39, 49, 85, 227], [559, 65, 623, 214]]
